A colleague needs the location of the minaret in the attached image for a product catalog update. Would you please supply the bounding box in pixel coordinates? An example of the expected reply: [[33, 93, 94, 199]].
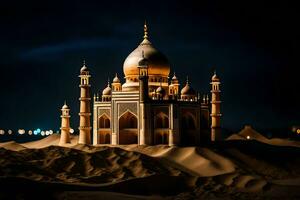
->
[[78, 60, 92, 144], [59, 101, 71, 145], [169, 72, 180, 99], [138, 48, 149, 145], [210, 71, 222, 141]]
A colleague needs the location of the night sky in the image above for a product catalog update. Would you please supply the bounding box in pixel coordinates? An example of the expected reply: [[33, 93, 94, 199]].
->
[[0, 0, 299, 132]]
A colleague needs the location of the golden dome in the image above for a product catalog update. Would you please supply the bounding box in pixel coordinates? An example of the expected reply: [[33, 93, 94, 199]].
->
[[123, 23, 170, 78]]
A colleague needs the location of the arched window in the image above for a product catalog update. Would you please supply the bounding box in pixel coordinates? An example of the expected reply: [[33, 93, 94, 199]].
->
[[99, 114, 110, 128]]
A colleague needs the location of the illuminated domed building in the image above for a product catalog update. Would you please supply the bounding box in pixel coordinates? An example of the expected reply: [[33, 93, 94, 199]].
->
[[89, 23, 222, 145]]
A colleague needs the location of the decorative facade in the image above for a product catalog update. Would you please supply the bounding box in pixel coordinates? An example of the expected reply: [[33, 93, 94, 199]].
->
[[90, 23, 222, 146]]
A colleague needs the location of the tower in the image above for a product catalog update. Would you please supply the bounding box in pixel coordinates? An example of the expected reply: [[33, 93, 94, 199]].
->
[[169, 72, 180, 99], [59, 102, 71, 145], [78, 61, 92, 144], [210, 71, 222, 141], [112, 73, 122, 91], [138, 47, 149, 145]]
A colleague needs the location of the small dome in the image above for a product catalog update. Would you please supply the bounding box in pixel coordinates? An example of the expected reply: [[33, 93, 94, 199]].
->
[[172, 74, 178, 80], [113, 74, 120, 83], [171, 72, 179, 84], [211, 71, 220, 82], [102, 83, 112, 95], [181, 82, 196, 96], [80, 60, 88, 72], [62, 102, 69, 109], [80, 65, 88, 72]]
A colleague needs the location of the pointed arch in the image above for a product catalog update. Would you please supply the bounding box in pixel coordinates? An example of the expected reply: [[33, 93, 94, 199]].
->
[[99, 113, 110, 128], [182, 112, 196, 130], [154, 112, 169, 129], [119, 110, 138, 144]]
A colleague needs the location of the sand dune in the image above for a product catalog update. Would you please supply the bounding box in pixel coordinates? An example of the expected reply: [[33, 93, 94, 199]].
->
[[227, 125, 300, 148], [0, 141, 26, 151], [0, 130, 300, 199], [123, 145, 236, 177]]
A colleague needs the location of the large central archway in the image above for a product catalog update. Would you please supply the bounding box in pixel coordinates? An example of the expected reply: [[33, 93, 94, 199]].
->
[[119, 111, 138, 144]]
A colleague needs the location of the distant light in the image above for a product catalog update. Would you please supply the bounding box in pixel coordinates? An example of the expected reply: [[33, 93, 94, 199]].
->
[[36, 128, 41, 133], [28, 130, 33, 135], [41, 131, 45, 136], [49, 130, 53, 135], [33, 130, 38, 135], [297, 129, 300, 135], [0, 130, 4, 135], [45, 131, 50, 136], [70, 129, 74, 134], [246, 135, 250, 140], [18, 129, 26, 135], [8, 130, 12, 135]]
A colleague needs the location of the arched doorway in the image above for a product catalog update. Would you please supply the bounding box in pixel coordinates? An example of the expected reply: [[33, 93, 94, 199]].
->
[[155, 112, 169, 129], [154, 112, 169, 144], [99, 114, 110, 128], [119, 111, 138, 144], [181, 112, 197, 145]]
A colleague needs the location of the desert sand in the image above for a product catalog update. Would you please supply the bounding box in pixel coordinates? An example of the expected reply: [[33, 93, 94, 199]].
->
[[0, 129, 300, 199]]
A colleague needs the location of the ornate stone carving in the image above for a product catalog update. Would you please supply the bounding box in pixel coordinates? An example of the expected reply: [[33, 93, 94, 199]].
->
[[98, 108, 111, 118], [118, 102, 138, 117]]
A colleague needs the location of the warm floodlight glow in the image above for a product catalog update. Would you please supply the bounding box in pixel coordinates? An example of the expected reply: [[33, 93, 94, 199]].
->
[[8, 130, 12, 135], [28, 130, 33, 135], [297, 129, 300, 135], [0, 130, 4, 135], [246, 135, 250, 140]]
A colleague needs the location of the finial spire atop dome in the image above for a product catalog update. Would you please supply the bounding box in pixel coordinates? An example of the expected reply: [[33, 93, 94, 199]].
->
[[62, 100, 69, 109], [144, 20, 148, 40], [212, 69, 220, 81], [172, 72, 177, 79], [80, 59, 88, 72]]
